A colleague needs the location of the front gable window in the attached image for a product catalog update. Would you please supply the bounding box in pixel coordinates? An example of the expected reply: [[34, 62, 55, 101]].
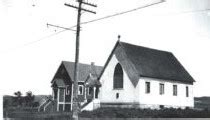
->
[[113, 63, 123, 89]]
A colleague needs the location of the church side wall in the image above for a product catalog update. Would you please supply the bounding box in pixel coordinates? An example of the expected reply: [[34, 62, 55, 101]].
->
[[138, 77, 194, 109]]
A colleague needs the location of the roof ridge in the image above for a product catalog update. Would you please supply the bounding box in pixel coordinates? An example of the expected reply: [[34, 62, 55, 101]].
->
[[119, 41, 173, 55], [62, 60, 103, 68]]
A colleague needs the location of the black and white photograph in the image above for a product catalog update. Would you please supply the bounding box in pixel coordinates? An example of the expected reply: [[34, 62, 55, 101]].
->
[[1, 0, 210, 119]]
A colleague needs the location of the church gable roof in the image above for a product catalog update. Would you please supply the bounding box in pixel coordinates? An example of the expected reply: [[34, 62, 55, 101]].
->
[[118, 41, 195, 84], [99, 41, 195, 87]]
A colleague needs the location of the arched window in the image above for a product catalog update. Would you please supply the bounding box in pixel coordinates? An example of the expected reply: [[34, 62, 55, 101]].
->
[[113, 63, 123, 89]]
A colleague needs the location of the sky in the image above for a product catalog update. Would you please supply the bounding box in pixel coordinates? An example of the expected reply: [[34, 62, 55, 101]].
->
[[0, 0, 210, 98]]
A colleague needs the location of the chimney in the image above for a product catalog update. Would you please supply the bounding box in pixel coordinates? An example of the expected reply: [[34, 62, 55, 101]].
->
[[91, 62, 95, 66], [90, 62, 96, 76]]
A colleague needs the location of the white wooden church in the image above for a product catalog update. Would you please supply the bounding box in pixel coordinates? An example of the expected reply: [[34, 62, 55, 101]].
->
[[39, 40, 195, 112]]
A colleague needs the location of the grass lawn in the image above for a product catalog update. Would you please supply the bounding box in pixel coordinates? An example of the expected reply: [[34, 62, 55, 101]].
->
[[4, 107, 210, 119], [4, 107, 71, 120], [79, 107, 210, 118]]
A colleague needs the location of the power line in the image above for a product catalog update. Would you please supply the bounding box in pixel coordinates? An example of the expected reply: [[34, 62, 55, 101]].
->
[[0, 29, 67, 54], [47, 1, 165, 32], [45, 7, 210, 40], [81, 0, 164, 25], [22, 30, 66, 47], [47, 23, 76, 31], [2, 2, 210, 53], [1, 1, 164, 53]]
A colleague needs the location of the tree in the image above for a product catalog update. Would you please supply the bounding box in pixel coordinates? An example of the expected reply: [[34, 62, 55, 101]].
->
[[14, 91, 22, 98], [25, 91, 34, 107], [14, 91, 23, 107]]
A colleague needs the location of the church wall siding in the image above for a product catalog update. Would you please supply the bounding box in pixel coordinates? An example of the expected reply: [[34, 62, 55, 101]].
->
[[138, 77, 194, 108]]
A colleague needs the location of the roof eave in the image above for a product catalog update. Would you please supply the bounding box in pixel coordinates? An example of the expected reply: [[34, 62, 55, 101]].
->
[[140, 75, 194, 85], [98, 41, 121, 80]]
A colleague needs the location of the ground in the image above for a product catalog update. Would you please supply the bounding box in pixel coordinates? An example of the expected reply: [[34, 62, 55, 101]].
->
[[3, 96, 210, 119]]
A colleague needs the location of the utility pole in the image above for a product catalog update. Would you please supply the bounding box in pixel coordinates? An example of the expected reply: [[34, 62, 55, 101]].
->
[[45, 1, 164, 120], [65, 0, 96, 120]]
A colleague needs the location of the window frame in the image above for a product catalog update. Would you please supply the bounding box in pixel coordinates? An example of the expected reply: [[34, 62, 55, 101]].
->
[[145, 82, 150, 94], [113, 63, 124, 89], [159, 83, 165, 95], [66, 85, 70, 95], [173, 85, 177, 96], [78, 85, 84, 95], [186, 86, 189, 97]]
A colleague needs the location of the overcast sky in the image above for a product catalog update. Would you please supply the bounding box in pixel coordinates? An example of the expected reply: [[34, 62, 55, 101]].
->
[[0, 0, 210, 97]]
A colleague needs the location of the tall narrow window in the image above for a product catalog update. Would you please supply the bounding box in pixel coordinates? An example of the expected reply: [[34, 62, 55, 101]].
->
[[145, 82, 150, 93], [88, 87, 93, 95], [78, 85, 83, 95], [186, 86, 189, 97], [113, 63, 123, 89], [66, 86, 71, 95], [173, 85, 177, 96], [159, 83, 164, 95]]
